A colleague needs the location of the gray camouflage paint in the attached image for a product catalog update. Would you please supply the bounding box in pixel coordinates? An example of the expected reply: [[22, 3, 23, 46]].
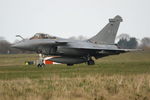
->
[[12, 15, 136, 65]]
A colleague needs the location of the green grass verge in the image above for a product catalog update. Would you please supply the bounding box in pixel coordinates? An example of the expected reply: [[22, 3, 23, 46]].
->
[[0, 51, 150, 100]]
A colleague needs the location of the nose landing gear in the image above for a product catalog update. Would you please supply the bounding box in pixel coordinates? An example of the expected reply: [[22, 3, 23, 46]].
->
[[37, 54, 45, 67]]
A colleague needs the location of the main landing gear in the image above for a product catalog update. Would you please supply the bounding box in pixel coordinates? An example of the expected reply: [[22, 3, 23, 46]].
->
[[87, 56, 95, 65], [66, 56, 95, 66], [67, 64, 74, 66], [87, 59, 95, 65]]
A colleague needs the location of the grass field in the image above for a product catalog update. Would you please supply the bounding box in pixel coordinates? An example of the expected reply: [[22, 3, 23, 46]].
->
[[0, 51, 150, 100]]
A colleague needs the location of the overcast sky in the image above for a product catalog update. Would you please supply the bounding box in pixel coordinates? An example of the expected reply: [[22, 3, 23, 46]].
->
[[0, 0, 150, 43]]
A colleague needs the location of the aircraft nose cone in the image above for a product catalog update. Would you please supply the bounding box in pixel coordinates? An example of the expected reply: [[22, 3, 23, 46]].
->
[[11, 41, 34, 51]]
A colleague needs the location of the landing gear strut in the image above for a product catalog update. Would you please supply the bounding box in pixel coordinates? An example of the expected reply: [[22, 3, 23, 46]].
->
[[86, 55, 95, 65], [37, 54, 45, 67]]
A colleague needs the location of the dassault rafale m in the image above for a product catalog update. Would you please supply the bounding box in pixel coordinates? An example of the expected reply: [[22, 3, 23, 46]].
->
[[12, 15, 137, 66]]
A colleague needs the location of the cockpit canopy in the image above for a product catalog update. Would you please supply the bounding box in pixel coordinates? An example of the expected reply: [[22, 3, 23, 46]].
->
[[30, 33, 56, 40]]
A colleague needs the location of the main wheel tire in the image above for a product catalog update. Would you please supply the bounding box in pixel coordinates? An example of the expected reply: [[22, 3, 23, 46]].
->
[[87, 60, 95, 65], [67, 64, 74, 66]]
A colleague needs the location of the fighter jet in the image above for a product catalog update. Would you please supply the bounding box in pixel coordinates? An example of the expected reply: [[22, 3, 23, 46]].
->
[[12, 15, 137, 66]]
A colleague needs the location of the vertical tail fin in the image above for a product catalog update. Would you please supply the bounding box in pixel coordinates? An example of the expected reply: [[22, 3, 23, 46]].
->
[[88, 15, 123, 44]]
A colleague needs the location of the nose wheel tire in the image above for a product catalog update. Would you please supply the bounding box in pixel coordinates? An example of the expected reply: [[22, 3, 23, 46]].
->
[[37, 63, 45, 67]]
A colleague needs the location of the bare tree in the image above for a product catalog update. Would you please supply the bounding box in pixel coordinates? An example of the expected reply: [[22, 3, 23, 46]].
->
[[68, 36, 77, 40], [0, 39, 11, 54], [78, 35, 87, 40], [117, 37, 138, 49], [141, 37, 150, 47], [69, 35, 87, 41], [116, 33, 130, 41], [140, 37, 150, 50]]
